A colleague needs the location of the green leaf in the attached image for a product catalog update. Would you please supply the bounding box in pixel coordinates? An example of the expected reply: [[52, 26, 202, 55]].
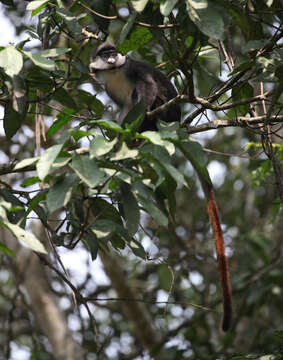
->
[[158, 176, 177, 219], [158, 121, 179, 140], [11, 75, 27, 114], [139, 131, 175, 155], [26, 0, 49, 11], [37, 48, 71, 57], [0, 202, 9, 221], [23, 50, 55, 71], [56, 8, 82, 34], [52, 87, 77, 110], [91, 219, 116, 239], [75, 90, 104, 114], [83, 233, 99, 260], [20, 177, 41, 188], [119, 11, 137, 44], [2, 221, 47, 254], [89, 198, 123, 225], [158, 264, 172, 292], [0, 241, 16, 257], [14, 157, 39, 170], [4, 102, 25, 138], [46, 174, 79, 213], [110, 143, 138, 161], [242, 40, 266, 54], [129, 239, 146, 259], [119, 181, 140, 236], [186, 0, 225, 40], [70, 129, 93, 141], [36, 144, 64, 180], [230, 82, 253, 116], [138, 195, 168, 227], [141, 143, 186, 187], [96, 120, 124, 133], [90, 136, 117, 158], [70, 155, 105, 188], [122, 99, 146, 130], [228, 60, 254, 76], [160, 0, 178, 16], [52, 155, 71, 169], [131, 0, 149, 12], [215, 0, 263, 41], [176, 139, 211, 184], [46, 110, 74, 140], [256, 57, 278, 82], [117, 27, 152, 54], [20, 191, 47, 225], [0, 190, 25, 224], [0, 45, 23, 77]]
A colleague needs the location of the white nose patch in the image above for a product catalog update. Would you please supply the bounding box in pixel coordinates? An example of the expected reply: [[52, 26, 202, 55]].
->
[[107, 57, 116, 64]]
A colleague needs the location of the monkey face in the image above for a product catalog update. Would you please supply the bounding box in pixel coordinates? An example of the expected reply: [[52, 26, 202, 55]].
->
[[89, 43, 126, 73]]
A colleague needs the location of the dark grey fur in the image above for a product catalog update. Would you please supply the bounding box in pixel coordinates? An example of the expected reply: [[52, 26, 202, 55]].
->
[[90, 43, 181, 131]]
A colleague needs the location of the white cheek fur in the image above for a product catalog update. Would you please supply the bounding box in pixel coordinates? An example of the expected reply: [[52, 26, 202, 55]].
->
[[89, 54, 126, 71]]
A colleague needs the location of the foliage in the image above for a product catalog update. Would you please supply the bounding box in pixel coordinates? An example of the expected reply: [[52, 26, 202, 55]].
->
[[0, 0, 282, 359]]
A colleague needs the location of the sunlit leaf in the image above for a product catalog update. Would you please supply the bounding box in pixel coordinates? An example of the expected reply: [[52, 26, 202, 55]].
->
[[26, 0, 49, 11], [139, 131, 175, 155], [2, 221, 47, 254], [36, 144, 64, 180], [0, 45, 23, 77], [110, 143, 138, 161], [160, 0, 178, 16], [23, 50, 55, 71], [131, 0, 149, 12], [90, 136, 117, 158], [14, 157, 39, 170]]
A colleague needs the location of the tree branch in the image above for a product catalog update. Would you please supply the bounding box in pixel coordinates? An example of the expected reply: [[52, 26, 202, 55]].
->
[[186, 115, 283, 134], [146, 92, 273, 121]]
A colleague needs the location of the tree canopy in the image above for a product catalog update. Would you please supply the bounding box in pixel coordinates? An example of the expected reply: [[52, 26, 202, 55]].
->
[[0, 0, 282, 359]]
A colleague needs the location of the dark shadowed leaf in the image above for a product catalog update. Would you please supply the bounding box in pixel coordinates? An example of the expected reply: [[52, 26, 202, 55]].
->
[[0, 242, 15, 258], [83, 233, 99, 261], [119, 181, 140, 236], [158, 264, 172, 292], [70, 155, 105, 188], [46, 174, 79, 213], [3, 102, 24, 138], [186, 0, 225, 40]]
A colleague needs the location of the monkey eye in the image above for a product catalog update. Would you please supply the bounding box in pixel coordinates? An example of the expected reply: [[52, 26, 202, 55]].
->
[[100, 50, 117, 59]]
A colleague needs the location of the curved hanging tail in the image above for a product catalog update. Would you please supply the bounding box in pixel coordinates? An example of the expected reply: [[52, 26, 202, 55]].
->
[[201, 178, 232, 331]]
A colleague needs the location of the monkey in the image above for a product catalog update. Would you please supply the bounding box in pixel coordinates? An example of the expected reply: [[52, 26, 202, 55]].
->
[[89, 42, 181, 131], [89, 42, 232, 331]]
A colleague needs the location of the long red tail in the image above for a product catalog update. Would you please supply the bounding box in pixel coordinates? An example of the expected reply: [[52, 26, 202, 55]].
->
[[201, 179, 232, 331]]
